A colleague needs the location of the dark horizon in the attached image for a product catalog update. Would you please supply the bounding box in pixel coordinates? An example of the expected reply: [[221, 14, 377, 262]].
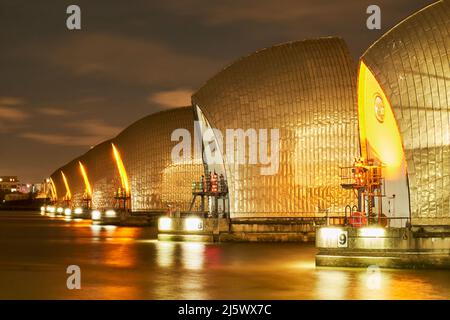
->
[[0, 0, 436, 183]]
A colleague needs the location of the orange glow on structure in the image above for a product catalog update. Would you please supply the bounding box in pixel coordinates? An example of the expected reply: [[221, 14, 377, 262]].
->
[[358, 61, 405, 176], [78, 161, 92, 198], [61, 171, 72, 200], [112, 143, 130, 196], [49, 177, 57, 200]]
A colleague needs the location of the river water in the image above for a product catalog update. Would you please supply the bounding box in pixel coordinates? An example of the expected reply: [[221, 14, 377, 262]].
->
[[0, 211, 448, 299]]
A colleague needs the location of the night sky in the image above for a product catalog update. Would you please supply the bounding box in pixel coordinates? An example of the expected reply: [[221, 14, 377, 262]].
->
[[0, 0, 435, 183]]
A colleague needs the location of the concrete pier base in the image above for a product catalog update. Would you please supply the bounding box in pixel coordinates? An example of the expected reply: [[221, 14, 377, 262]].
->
[[157, 217, 229, 242], [316, 250, 450, 269], [315, 226, 450, 269], [221, 218, 315, 242], [95, 211, 161, 227], [68, 213, 91, 220], [157, 217, 316, 242]]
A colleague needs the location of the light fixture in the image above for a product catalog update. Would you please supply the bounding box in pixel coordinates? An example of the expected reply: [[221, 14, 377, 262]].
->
[[319, 227, 342, 240], [105, 209, 117, 217], [158, 217, 172, 231], [184, 217, 203, 232], [57, 207, 64, 214], [64, 208, 72, 216], [360, 227, 385, 237], [74, 207, 83, 215], [91, 210, 101, 220]]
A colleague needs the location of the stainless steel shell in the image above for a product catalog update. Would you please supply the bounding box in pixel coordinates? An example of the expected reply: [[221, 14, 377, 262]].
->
[[50, 107, 203, 212], [361, 0, 450, 225], [192, 38, 359, 218]]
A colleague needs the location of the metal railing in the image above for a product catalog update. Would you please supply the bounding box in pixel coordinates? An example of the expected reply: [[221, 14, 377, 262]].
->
[[321, 213, 411, 228]]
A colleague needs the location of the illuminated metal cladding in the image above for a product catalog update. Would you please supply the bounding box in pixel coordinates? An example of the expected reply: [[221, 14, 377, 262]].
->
[[49, 108, 202, 213], [192, 38, 359, 218], [111, 143, 130, 196], [60, 170, 72, 200], [360, 0, 450, 225], [78, 161, 92, 198], [49, 177, 57, 200]]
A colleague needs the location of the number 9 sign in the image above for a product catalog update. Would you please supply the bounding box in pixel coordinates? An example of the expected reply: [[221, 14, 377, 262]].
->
[[338, 231, 348, 248]]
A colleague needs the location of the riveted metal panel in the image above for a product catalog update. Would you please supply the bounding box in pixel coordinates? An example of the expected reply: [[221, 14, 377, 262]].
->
[[193, 38, 359, 218], [362, 0, 450, 225]]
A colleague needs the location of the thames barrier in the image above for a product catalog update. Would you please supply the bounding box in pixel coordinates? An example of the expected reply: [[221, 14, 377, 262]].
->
[[32, 0, 450, 270]]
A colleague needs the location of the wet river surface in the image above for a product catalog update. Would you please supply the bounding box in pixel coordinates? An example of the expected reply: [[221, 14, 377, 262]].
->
[[0, 211, 449, 299]]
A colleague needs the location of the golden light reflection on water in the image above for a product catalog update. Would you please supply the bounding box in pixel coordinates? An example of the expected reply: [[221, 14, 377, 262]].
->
[[90, 225, 117, 237], [88, 225, 139, 268], [355, 268, 386, 300], [156, 242, 206, 270], [156, 241, 176, 268], [377, 271, 448, 300], [179, 273, 208, 300], [312, 266, 450, 300], [179, 242, 207, 299], [154, 242, 208, 299], [181, 242, 205, 271], [315, 270, 350, 300], [314, 267, 397, 300], [103, 244, 137, 268], [6, 212, 450, 299]]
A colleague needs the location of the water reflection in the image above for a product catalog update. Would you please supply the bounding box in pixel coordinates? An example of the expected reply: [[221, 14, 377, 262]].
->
[[1, 211, 450, 299], [354, 269, 385, 300], [315, 270, 349, 299], [156, 241, 176, 268], [180, 243, 207, 299], [181, 242, 205, 270], [156, 242, 206, 270], [90, 225, 117, 239], [179, 273, 208, 300], [154, 242, 208, 299], [102, 243, 137, 268]]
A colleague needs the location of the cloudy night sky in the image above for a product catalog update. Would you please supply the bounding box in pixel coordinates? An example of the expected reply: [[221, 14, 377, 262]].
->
[[0, 0, 435, 183]]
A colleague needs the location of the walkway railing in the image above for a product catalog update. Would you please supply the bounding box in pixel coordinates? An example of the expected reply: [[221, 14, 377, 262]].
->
[[321, 214, 411, 228]]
